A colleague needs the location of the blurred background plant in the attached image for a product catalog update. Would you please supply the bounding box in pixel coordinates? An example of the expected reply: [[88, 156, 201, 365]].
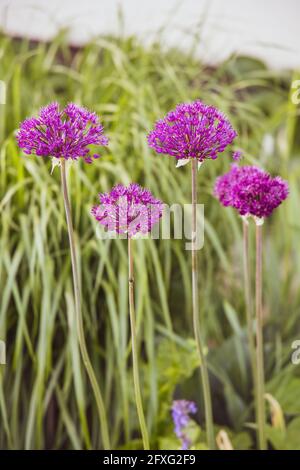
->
[[0, 22, 300, 449]]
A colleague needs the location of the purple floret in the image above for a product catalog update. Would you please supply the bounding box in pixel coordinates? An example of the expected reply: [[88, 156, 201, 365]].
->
[[171, 400, 197, 450]]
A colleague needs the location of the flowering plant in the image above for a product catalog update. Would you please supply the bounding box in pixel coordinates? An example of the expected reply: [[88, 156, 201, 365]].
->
[[172, 400, 197, 450], [214, 163, 288, 449], [16, 102, 111, 449]]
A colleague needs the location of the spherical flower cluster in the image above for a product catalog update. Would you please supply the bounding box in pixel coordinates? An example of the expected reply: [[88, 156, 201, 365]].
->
[[91, 183, 164, 238], [214, 164, 289, 219], [148, 100, 237, 163], [16, 102, 108, 163], [171, 400, 197, 450]]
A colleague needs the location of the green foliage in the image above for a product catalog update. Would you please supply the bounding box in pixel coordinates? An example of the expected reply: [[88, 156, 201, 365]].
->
[[156, 338, 200, 411], [0, 29, 299, 449], [267, 371, 300, 415], [266, 418, 300, 450], [158, 420, 203, 450]]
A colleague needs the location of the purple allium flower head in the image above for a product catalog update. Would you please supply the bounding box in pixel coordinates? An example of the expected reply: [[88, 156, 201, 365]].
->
[[91, 183, 164, 238], [172, 400, 197, 450], [148, 100, 237, 163], [214, 164, 289, 219], [16, 102, 108, 163]]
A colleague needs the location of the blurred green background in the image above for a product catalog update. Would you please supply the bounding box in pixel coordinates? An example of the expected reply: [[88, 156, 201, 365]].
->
[[0, 30, 300, 450]]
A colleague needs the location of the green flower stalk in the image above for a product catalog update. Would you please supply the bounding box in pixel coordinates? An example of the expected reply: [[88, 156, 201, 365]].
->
[[255, 220, 266, 449], [61, 161, 110, 449], [128, 237, 150, 450], [242, 218, 257, 419], [191, 159, 215, 449]]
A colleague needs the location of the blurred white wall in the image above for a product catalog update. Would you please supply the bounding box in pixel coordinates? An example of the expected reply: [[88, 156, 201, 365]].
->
[[0, 0, 299, 70]]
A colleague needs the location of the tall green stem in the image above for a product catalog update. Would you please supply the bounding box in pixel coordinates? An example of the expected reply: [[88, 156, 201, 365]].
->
[[128, 238, 150, 450], [191, 159, 215, 449], [242, 219, 257, 412], [255, 223, 266, 450], [60, 160, 110, 450]]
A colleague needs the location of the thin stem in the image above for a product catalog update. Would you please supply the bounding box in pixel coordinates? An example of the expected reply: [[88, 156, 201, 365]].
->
[[60, 160, 110, 450], [128, 237, 150, 450], [242, 220, 257, 412], [255, 223, 266, 450], [191, 159, 215, 449]]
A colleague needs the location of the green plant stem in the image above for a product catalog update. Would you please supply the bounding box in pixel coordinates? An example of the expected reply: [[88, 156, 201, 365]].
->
[[242, 219, 257, 412], [255, 223, 266, 450], [60, 160, 110, 450], [191, 159, 215, 450], [128, 237, 150, 450]]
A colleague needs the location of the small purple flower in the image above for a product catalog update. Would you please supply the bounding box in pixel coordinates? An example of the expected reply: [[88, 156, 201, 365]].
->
[[148, 100, 237, 163], [172, 400, 197, 450], [16, 102, 108, 163], [214, 164, 289, 219], [232, 150, 243, 161], [91, 183, 163, 238]]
